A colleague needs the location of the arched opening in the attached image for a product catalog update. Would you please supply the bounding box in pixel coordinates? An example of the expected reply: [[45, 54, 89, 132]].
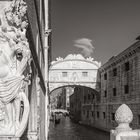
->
[[48, 54, 105, 139], [49, 85, 100, 123]]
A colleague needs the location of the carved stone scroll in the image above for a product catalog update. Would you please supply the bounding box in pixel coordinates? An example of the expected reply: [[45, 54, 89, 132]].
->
[[0, 0, 30, 138]]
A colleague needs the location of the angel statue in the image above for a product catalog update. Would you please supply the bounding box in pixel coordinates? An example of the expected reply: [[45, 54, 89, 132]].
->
[[0, 0, 30, 137]]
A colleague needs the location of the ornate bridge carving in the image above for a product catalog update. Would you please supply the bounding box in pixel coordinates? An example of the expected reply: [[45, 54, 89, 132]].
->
[[49, 54, 101, 93]]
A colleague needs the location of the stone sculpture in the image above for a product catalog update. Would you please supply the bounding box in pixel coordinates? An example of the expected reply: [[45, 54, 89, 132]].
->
[[110, 104, 139, 140], [0, 0, 30, 137], [115, 104, 133, 131]]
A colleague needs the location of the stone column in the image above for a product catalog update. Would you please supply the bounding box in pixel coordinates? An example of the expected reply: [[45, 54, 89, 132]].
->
[[110, 104, 140, 140], [44, 0, 51, 139], [44, 30, 51, 140], [27, 72, 38, 140]]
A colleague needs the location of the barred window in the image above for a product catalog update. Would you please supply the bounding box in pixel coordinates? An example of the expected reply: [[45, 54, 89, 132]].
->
[[62, 72, 67, 77], [88, 94, 90, 100], [87, 110, 89, 118], [113, 68, 117, 76], [92, 111, 94, 117], [84, 96, 86, 103], [125, 61, 130, 71], [138, 115, 140, 125], [82, 72, 88, 77], [104, 90, 107, 97], [124, 85, 129, 94], [113, 88, 117, 96], [103, 112, 106, 119], [112, 113, 115, 121], [97, 111, 100, 118], [104, 73, 107, 80], [92, 94, 95, 99]]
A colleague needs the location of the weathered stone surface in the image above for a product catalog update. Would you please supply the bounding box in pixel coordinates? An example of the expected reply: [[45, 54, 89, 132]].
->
[[0, 0, 30, 137], [115, 104, 133, 131]]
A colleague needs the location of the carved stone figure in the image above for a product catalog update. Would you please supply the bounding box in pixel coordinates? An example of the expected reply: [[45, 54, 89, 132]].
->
[[0, 0, 30, 137]]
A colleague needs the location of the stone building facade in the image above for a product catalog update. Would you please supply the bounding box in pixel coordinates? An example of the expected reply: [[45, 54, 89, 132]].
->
[[83, 40, 140, 131], [81, 88, 99, 126], [70, 87, 83, 122], [69, 39, 140, 132], [69, 86, 99, 125], [97, 39, 140, 131]]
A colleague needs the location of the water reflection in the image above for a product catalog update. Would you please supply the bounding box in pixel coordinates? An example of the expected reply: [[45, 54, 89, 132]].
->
[[49, 117, 109, 140]]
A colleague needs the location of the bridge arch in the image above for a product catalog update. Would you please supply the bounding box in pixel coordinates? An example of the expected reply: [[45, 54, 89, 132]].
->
[[49, 84, 98, 95], [49, 54, 101, 93]]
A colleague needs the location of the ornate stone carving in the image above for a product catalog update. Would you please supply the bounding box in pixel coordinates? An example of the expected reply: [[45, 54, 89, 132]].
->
[[0, 0, 30, 137], [115, 104, 133, 131]]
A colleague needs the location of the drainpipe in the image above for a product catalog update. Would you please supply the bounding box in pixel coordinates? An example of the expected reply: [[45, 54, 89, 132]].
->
[[44, 0, 51, 139]]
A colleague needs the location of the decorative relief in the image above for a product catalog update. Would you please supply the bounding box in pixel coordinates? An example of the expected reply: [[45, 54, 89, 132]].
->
[[71, 61, 79, 68], [70, 72, 78, 82], [0, 0, 30, 137], [86, 57, 94, 61], [65, 54, 85, 60], [56, 57, 63, 61], [115, 104, 133, 131], [51, 54, 101, 68]]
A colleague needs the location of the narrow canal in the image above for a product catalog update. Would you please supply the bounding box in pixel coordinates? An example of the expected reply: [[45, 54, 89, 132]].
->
[[48, 117, 110, 140]]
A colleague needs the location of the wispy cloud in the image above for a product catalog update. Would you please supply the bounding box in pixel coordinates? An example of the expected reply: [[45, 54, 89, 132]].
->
[[74, 38, 94, 57]]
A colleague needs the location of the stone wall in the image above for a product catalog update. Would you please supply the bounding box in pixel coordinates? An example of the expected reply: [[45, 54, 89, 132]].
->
[[97, 40, 140, 131]]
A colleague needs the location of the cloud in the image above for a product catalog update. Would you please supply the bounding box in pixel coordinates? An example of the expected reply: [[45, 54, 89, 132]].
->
[[74, 38, 94, 57]]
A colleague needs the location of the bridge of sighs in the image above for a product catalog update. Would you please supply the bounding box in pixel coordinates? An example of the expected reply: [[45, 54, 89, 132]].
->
[[49, 54, 101, 93]]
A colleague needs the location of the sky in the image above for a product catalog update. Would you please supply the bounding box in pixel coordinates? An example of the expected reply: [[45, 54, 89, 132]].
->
[[51, 0, 140, 64]]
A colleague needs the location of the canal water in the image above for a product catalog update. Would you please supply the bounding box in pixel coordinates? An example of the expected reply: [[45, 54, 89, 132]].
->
[[48, 117, 110, 140]]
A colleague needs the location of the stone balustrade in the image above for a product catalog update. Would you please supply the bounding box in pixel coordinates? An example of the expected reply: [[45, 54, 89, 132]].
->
[[110, 104, 140, 140]]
